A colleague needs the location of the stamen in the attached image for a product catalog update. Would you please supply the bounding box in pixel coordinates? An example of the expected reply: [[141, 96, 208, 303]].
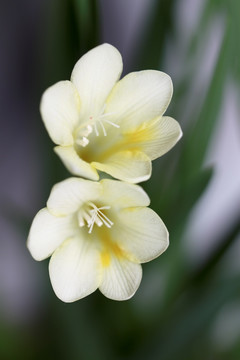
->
[[78, 210, 91, 227], [76, 136, 89, 147], [94, 122, 99, 136], [98, 206, 111, 210], [102, 119, 120, 128], [86, 203, 113, 234], [99, 120, 107, 136], [77, 213, 85, 227], [75, 124, 92, 147], [98, 110, 120, 130], [75, 106, 120, 147], [97, 210, 113, 228], [99, 111, 116, 118], [81, 125, 93, 137], [97, 207, 113, 224], [94, 216, 103, 227], [88, 208, 103, 227], [88, 213, 97, 234]]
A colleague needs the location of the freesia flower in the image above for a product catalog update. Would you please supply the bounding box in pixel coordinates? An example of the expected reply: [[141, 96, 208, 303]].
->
[[27, 178, 169, 302], [40, 43, 182, 183]]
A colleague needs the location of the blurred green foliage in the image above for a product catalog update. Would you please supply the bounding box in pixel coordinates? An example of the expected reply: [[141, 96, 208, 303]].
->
[[1, 0, 240, 359]]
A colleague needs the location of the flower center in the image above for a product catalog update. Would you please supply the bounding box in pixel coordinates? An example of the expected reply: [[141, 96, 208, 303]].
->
[[77, 202, 114, 234], [75, 105, 120, 147]]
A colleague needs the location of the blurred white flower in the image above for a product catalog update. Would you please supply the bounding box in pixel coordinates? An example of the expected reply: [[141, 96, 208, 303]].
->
[[27, 178, 169, 302], [40, 43, 182, 183]]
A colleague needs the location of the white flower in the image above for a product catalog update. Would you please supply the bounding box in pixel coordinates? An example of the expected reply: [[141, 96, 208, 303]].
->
[[40, 43, 182, 183], [27, 178, 169, 302]]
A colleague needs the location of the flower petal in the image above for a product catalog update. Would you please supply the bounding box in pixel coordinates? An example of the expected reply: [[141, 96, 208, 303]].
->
[[27, 209, 75, 261], [112, 207, 169, 263], [49, 236, 101, 302], [99, 255, 142, 301], [105, 70, 173, 129], [54, 145, 99, 180], [92, 150, 151, 183], [40, 81, 80, 146], [99, 179, 150, 208], [47, 178, 102, 216], [71, 43, 123, 119], [123, 116, 182, 160]]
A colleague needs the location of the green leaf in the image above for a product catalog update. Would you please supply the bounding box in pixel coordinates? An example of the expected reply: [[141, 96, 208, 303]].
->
[[135, 0, 175, 69], [73, 0, 100, 52], [181, 18, 232, 179], [132, 274, 240, 360]]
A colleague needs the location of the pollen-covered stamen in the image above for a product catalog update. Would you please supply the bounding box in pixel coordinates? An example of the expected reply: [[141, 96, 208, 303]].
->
[[74, 107, 120, 146], [88, 204, 113, 234], [77, 209, 92, 227], [77, 203, 113, 234], [75, 124, 93, 147]]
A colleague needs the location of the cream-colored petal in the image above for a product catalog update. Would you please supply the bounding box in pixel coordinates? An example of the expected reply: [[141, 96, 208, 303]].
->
[[112, 208, 169, 264], [27, 208, 75, 261], [40, 81, 80, 146], [47, 178, 102, 216], [71, 43, 123, 119], [49, 236, 101, 302], [121, 116, 182, 160], [138, 116, 183, 160], [99, 255, 142, 301], [54, 145, 99, 180], [99, 179, 150, 208], [92, 150, 151, 183], [105, 70, 173, 129]]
